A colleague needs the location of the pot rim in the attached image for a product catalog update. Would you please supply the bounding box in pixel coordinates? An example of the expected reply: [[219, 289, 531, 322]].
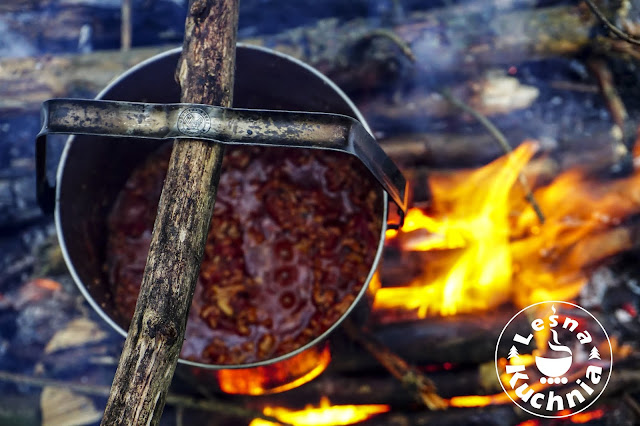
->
[[55, 43, 389, 369]]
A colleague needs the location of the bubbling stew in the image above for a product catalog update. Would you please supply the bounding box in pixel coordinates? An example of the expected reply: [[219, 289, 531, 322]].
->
[[107, 145, 383, 364]]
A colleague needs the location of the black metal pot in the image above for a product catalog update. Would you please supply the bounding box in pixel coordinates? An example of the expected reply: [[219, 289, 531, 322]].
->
[[53, 44, 388, 369]]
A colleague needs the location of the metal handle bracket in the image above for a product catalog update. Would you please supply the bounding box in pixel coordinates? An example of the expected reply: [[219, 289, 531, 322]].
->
[[37, 98, 408, 225]]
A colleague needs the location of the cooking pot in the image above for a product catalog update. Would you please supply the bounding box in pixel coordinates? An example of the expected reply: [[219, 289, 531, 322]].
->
[[42, 44, 404, 372]]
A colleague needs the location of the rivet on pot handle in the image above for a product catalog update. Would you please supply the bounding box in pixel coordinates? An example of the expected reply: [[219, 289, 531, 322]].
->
[[36, 98, 408, 226]]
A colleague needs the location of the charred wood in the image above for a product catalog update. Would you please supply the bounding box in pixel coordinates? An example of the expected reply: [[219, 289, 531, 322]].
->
[[330, 308, 528, 368], [0, 3, 631, 115], [358, 405, 520, 426], [0, 46, 173, 114], [341, 318, 447, 410]]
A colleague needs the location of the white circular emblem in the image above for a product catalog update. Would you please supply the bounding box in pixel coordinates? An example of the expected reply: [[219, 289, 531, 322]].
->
[[177, 107, 211, 136], [495, 301, 612, 418]]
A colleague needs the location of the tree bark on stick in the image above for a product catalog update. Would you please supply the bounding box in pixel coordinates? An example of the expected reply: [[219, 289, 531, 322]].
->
[[101, 1, 239, 425]]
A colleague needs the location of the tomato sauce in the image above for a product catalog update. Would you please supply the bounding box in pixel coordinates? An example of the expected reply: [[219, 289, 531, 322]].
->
[[107, 145, 382, 364]]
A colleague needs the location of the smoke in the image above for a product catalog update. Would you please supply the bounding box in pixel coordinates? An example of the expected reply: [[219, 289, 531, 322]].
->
[[0, 18, 36, 58]]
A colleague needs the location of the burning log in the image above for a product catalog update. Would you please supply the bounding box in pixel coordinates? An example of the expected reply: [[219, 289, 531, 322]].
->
[[333, 309, 530, 367], [382, 129, 624, 173], [374, 313, 515, 366], [246, 396, 390, 426], [372, 126, 640, 321], [242, 360, 640, 425], [356, 405, 521, 426], [242, 368, 489, 407]]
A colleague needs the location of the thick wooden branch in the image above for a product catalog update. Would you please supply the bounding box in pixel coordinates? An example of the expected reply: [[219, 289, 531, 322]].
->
[[0, 3, 614, 115], [101, 1, 239, 425]]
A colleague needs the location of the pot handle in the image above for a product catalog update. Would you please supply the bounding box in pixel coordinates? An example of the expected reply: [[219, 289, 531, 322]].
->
[[37, 98, 409, 225], [36, 133, 56, 214]]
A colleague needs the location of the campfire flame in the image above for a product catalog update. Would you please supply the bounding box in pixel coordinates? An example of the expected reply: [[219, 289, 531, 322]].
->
[[375, 139, 640, 317], [216, 344, 331, 395], [218, 135, 638, 406], [375, 141, 537, 316], [249, 396, 390, 426]]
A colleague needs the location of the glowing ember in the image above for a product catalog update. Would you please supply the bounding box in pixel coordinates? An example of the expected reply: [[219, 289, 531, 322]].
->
[[447, 380, 547, 408], [216, 344, 331, 395], [447, 394, 496, 407], [375, 137, 640, 317], [569, 408, 605, 423], [32, 278, 62, 291], [516, 420, 540, 426], [249, 396, 390, 426]]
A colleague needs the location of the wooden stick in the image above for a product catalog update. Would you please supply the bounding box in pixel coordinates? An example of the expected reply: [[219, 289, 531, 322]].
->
[[101, 1, 239, 425], [341, 319, 447, 410], [0, 371, 285, 423], [441, 90, 546, 224], [584, 0, 640, 46], [121, 0, 132, 51], [358, 29, 416, 62], [587, 57, 635, 176], [623, 393, 640, 419]]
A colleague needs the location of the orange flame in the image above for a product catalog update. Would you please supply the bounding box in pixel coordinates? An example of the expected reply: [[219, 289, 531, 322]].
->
[[216, 344, 331, 395], [249, 396, 390, 426], [375, 138, 640, 317], [375, 141, 537, 316], [509, 164, 640, 306], [447, 379, 547, 408]]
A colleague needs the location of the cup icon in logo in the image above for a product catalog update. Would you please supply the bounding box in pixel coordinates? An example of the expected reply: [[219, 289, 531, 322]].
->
[[535, 354, 571, 379]]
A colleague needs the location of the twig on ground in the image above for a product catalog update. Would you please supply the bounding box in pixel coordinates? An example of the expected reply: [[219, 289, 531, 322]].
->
[[342, 319, 447, 410], [584, 0, 640, 46], [121, 0, 132, 51], [623, 393, 640, 419], [0, 370, 286, 424], [359, 29, 416, 62], [441, 89, 546, 224], [587, 57, 635, 176], [176, 407, 184, 426]]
